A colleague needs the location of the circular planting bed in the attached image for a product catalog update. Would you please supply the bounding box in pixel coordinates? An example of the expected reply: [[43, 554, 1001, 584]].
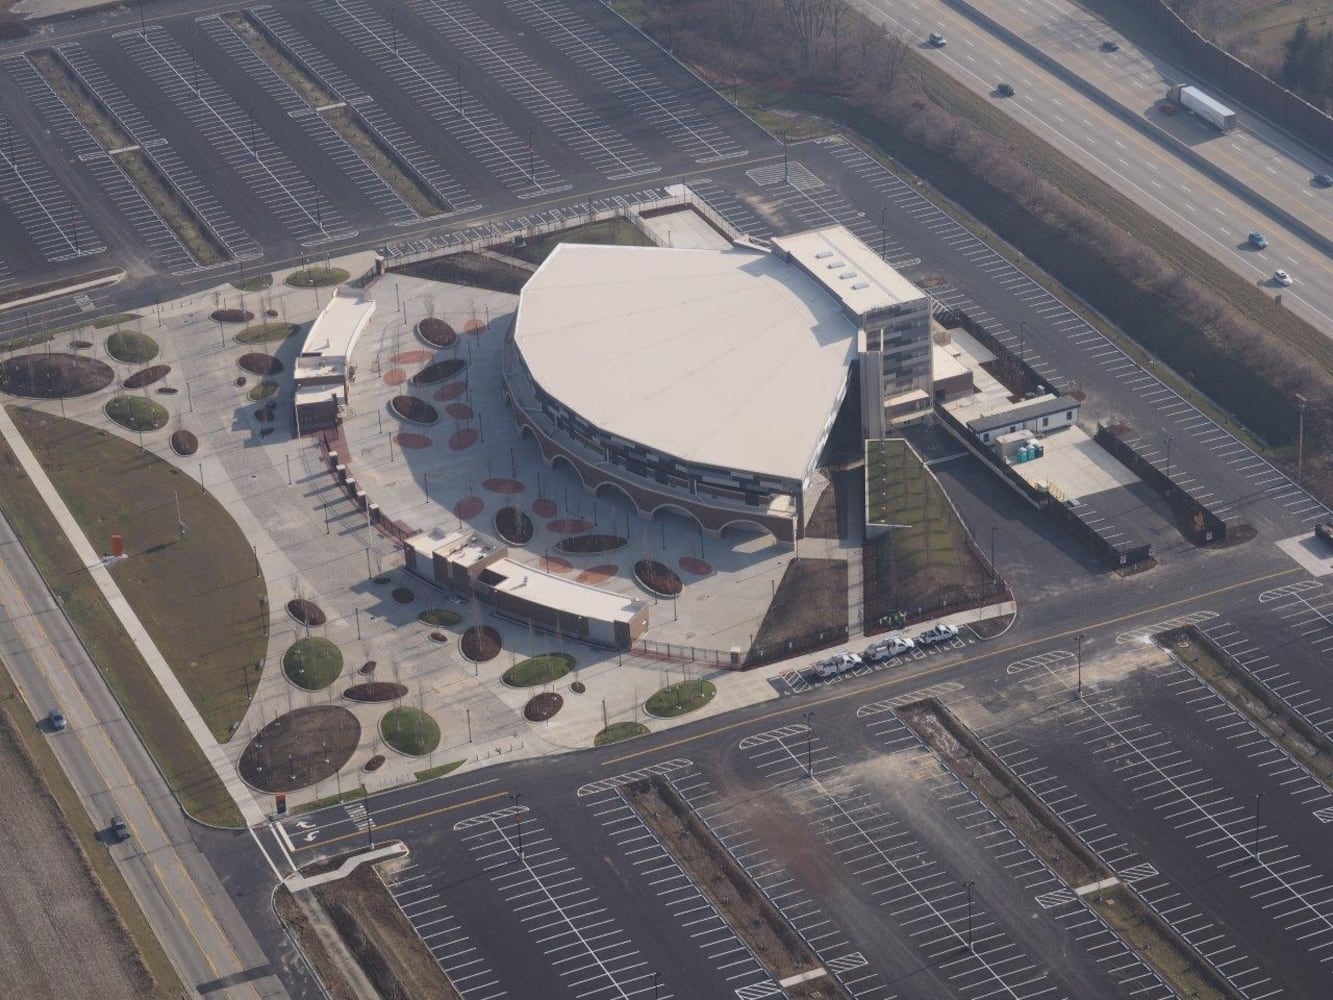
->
[[383, 368, 407, 386], [454, 496, 484, 520], [503, 653, 575, 688], [106, 330, 159, 364], [106, 395, 169, 432], [392, 587, 415, 605], [211, 308, 253, 323], [634, 559, 683, 598], [170, 430, 198, 456], [390, 349, 432, 365], [248, 380, 279, 402], [533, 497, 558, 518], [69, 339, 92, 350], [394, 432, 432, 449], [359, 660, 377, 675], [286, 266, 350, 288], [156, 387, 178, 395], [364, 754, 385, 772], [524, 692, 563, 722], [461, 625, 502, 663], [238, 353, 283, 376], [418, 607, 462, 627], [286, 598, 327, 627], [595, 722, 649, 747], [343, 681, 408, 703], [448, 428, 479, 450], [412, 358, 466, 385], [390, 395, 439, 425], [556, 534, 627, 555], [428, 632, 450, 644], [122, 365, 170, 389], [679, 556, 713, 576], [495, 506, 534, 544], [576, 565, 618, 586], [570, 680, 586, 694], [235, 376, 247, 387], [416, 317, 457, 348], [540, 555, 573, 574], [464, 318, 486, 336], [646, 680, 716, 718], [547, 518, 593, 535], [235, 322, 298, 345], [381, 706, 440, 756], [445, 402, 474, 419], [0, 354, 113, 398], [433, 382, 468, 402], [283, 636, 344, 691], [482, 477, 524, 495], [238, 706, 360, 792], [232, 273, 273, 292]]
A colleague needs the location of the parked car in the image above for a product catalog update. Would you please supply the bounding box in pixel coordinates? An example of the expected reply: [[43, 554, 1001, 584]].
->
[[109, 816, 131, 842], [1314, 173, 1333, 188], [48, 708, 67, 731], [928, 32, 947, 47], [1247, 231, 1269, 249], [1100, 40, 1120, 52], [917, 623, 960, 646], [865, 634, 915, 662], [813, 651, 863, 679], [997, 82, 1015, 97], [1273, 269, 1293, 286]]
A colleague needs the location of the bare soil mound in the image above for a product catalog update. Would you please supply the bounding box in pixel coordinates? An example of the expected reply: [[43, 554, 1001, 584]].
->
[[286, 598, 327, 627], [461, 625, 502, 662], [0, 354, 113, 398], [635, 559, 682, 597], [122, 364, 170, 389], [170, 430, 198, 456], [211, 308, 254, 323], [239, 353, 283, 376], [239, 706, 360, 792], [344, 682, 408, 703], [524, 692, 563, 722], [416, 317, 457, 348]]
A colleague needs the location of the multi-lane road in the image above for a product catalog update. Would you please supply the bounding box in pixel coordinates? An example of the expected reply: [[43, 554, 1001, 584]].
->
[[854, 0, 1333, 335]]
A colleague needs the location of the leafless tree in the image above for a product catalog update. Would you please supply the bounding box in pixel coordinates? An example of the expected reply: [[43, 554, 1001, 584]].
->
[[784, 0, 834, 70]]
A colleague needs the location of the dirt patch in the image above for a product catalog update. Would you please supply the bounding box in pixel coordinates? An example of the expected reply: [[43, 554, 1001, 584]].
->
[[390, 395, 439, 425], [411, 359, 466, 386], [210, 308, 253, 323], [395, 251, 530, 294], [747, 559, 847, 667], [576, 564, 617, 585], [494, 505, 534, 544], [286, 598, 327, 627], [170, 430, 198, 456], [416, 317, 457, 348], [344, 682, 408, 703], [524, 692, 563, 721], [803, 477, 842, 540], [635, 559, 682, 597], [556, 533, 627, 554], [461, 626, 502, 662], [122, 365, 170, 390], [238, 353, 283, 376], [238, 706, 360, 793], [0, 354, 114, 398]]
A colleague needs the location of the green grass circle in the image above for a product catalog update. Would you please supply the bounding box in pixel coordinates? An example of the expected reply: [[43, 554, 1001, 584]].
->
[[105, 395, 168, 432], [285, 266, 349, 289], [283, 637, 343, 691], [235, 322, 298, 345], [502, 653, 575, 688], [645, 680, 716, 718], [380, 706, 440, 756], [230, 273, 273, 292], [417, 608, 462, 627], [594, 722, 649, 747], [248, 380, 279, 402], [106, 330, 159, 364]]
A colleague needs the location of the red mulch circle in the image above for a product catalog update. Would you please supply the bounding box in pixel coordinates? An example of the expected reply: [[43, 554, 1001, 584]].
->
[[635, 559, 683, 597], [391, 350, 432, 365], [463, 318, 485, 336], [540, 555, 573, 574], [461, 625, 502, 662], [394, 432, 432, 449], [483, 477, 525, 494], [170, 430, 198, 456], [454, 495, 484, 519], [556, 534, 627, 554], [576, 564, 618, 585], [548, 518, 593, 534], [679, 556, 713, 576], [239, 353, 283, 376], [533, 498, 558, 517], [286, 598, 327, 627], [417, 317, 457, 348], [384, 368, 407, 386], [524, 692, 563, 722], [449, 428, 479, 450], [445, 402, 474, 419], [433, 382, 468, 402], [343, 682, 408, 703], [211, 308, 253, 323], [364, 755, 386, 772], [123, 364, 171, 389], [238, 706, 360, 793]]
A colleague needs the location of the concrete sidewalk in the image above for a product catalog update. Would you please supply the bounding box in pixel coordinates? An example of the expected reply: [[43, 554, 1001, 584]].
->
[[0, 404, 265, 825]]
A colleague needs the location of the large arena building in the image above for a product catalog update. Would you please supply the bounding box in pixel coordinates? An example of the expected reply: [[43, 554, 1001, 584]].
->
[[504, 225, 930, 543]]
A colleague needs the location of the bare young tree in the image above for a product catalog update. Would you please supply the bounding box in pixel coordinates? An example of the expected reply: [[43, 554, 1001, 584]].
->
[[784, 0, 834, 70]]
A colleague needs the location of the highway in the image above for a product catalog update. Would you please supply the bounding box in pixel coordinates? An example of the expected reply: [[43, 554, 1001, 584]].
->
[[0, 515, 294, 999], [853, 0, 1333, 337]]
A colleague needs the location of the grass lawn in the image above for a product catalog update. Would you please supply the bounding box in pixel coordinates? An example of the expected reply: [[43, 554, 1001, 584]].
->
[[285, 266, 349, 289], [506, 218, 652, 265], [283, 637, 343, 691], [105, 330, 159, 364], [92, 313, 141, 329], [747, 558, 848, 666], [8, 407, 267, 747], [645, 680, 715, 718], [381, 706, 440, 756], [230, 273, 273, 292], [247, 380, 279, 402], [417, 608, 462, 627], [414, 759, 464, 781], [0, 409, 241, 824], [502, 653, 574, 687], [594, 721, 649, 747], [235, 322, 298, 345], [106, 396, 168, 432]]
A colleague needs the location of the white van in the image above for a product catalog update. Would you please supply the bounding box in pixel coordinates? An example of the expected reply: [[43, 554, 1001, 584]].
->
[[813, 651, 862, 679]]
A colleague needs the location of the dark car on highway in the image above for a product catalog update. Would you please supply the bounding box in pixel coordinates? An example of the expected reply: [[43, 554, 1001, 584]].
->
[[997, 83, 1015, 97]]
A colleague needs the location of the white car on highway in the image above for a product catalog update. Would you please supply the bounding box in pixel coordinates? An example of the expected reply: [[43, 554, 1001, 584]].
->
[[864, 634, 915, 662], [1274, 269, 1293, 287]]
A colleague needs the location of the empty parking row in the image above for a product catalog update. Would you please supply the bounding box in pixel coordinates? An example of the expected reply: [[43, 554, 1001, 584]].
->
[[0, 108, 104, 263]]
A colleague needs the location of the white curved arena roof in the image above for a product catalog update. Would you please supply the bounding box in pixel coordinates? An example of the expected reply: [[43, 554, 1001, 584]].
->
[[513, 242, 860, 482]]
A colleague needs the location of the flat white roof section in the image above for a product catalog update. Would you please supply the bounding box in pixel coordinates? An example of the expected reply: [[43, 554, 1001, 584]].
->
[[514, 243, 859, 482], [486, 557, 646, 624], [772, 226, 924, 318], [303, 293, 376, 361]]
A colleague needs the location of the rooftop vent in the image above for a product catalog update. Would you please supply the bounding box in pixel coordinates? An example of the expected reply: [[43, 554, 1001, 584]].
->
[[851, 282, 870, 290], [839, 271, 857, 280], [826, 259, 846, 269], [815, 250, 834, 259]]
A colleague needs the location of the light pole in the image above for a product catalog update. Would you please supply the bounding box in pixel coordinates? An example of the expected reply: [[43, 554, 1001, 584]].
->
[[802, 711, 815, 778], [1253, 793, 1264, 864], [510, 792, 524, 859], [651, 972, 661, 999], [361, 783, 374, 849], [990, 524, 998, 588], [1075, 633, 1086, 700], [964, 880, 975, 951], [1018, 321, 1026, 364], [1296, 393, 1308, 482], [1164, 433, 1172, 483]]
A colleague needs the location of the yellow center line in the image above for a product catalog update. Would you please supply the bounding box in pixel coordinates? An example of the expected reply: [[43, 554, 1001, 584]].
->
[[600, 565, 1300, 767], [295, 789, 511, 852]]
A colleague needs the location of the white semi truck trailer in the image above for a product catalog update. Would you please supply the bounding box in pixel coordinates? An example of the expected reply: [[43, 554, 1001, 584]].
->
[[1166, 83, 1237, 132]]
